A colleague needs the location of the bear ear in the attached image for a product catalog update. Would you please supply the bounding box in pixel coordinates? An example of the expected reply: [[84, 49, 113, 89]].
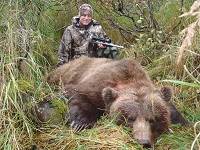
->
[[102, 87, 118, 107], [160, 86, 172, 102]]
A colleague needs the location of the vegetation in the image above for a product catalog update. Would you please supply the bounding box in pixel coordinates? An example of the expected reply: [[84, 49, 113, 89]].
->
[[0, 0, 199, 149]]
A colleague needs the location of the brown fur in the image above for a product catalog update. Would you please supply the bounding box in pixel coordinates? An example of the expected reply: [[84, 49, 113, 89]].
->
[[47, 56, 187, 147]]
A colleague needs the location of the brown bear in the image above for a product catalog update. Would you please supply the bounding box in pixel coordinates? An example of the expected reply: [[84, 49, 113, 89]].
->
[[47, 56, 188, 148]]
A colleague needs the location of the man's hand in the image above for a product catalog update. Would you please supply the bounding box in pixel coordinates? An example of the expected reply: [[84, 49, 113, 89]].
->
[[97, 43, 106, 48]]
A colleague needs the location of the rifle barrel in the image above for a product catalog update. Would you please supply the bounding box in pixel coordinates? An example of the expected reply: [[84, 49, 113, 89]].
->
[[95, 41, 124, 49]]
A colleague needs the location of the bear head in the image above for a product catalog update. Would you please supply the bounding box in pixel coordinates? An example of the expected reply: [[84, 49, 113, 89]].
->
[[102, 86, 172, 148]]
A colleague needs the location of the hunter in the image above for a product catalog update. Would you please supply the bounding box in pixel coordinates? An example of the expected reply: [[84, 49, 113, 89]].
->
[[58, 3, 118, 65]]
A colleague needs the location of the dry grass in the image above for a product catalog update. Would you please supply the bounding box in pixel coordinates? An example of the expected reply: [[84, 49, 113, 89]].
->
[[176, 0, 200, 76], [15, 119, 141, 150], [11, 117, 197, 150]]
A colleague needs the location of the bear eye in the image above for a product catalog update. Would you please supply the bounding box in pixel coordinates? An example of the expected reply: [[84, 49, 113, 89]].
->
[[128, 117, 136, 122], [148, 118, 155, 124], [120, 115, 136, 124], [123, 117, 136, 127], [128, 117, 135, 121]]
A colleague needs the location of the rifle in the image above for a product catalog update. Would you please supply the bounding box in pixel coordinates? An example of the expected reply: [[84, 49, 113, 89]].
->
[[91, 36, 124, 49]]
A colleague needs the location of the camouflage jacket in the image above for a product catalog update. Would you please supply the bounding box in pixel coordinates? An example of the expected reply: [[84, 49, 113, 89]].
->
[[58, 16, 108, 65]]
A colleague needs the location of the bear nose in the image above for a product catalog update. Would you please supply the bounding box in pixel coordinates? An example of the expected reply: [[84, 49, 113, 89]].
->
[[132, 116, 153, 148], [137, 139, 152, 148]]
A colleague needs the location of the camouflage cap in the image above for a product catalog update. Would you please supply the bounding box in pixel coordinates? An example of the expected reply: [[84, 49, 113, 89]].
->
[[79, 3, 93, 16]]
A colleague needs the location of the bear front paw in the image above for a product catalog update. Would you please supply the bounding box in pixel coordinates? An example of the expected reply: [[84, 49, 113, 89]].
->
[[70, 117, 94, 133], [70, 121, 90, 132]]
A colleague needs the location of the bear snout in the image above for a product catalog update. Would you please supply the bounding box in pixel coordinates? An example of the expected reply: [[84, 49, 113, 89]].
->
[[137, 139, 152, 148], [132, 117, 153, 147]]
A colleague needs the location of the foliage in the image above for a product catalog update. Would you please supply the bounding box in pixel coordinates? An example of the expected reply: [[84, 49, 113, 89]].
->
[[0, 0, 200, 150]]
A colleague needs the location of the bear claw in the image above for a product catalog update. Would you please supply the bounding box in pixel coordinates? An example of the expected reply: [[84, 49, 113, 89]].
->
[[70, 121, 89, 132]]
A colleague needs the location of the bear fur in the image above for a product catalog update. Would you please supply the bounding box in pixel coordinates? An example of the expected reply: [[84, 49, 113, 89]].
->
[[47, 56, 187, 147]]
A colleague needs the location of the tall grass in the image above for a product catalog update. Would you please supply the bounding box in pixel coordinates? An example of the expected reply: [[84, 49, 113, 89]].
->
[[0, 0, 200, 150], [0, 1, 56, 149]]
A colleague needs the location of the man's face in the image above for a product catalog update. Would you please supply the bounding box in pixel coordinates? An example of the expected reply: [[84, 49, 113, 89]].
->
[[79, 11, 92, 26]]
